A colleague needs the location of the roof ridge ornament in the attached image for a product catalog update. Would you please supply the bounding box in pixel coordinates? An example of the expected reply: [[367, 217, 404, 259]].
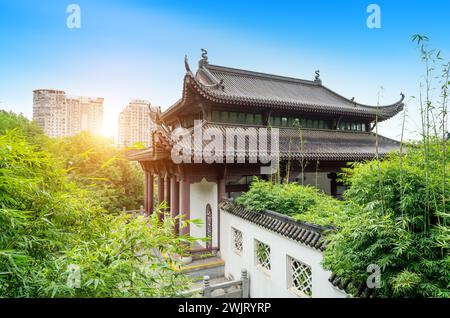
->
[[314, 70, 322, 85], [184, 55, 192, 74], [148, 105, 162, 125], [199, 48, 209, 68]]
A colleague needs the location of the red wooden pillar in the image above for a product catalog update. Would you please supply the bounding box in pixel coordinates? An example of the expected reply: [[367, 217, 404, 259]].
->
[[164, 174, 171, 216], [157, 175, 165, 220], [170, 176, 180, 233], [145, 173, 154, 215], [179, 176, 190, 236], [157, 175, 165, 206]]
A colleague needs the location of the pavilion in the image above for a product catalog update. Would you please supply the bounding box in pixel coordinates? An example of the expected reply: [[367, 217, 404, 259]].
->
[[129, 50, 404, 252]]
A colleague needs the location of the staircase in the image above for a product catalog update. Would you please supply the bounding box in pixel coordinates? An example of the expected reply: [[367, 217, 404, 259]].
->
[[181, 255, 225, 281], [180, 254, 250, 298]]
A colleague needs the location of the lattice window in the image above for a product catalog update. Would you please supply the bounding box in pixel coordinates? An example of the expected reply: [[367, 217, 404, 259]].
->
[[255, 240, 271, 271], [232, 227, 243, 254], [288, 256, 312, 297]]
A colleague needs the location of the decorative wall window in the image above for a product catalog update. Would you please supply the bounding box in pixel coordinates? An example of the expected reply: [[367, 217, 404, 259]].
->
[[287, 256, 312, 297], [232, 227, 243, 255], [255, 240, 271, 271]]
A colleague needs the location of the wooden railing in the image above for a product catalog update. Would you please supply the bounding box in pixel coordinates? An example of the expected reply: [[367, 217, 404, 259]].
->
[[183, 269, 250, 298]]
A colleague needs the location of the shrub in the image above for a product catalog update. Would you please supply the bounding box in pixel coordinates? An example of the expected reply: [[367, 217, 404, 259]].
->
[[236, 179, 347, 227], [322, 146, 450, 298]]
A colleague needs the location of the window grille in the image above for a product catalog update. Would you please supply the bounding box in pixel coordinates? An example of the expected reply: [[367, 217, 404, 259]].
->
[[287, 256, 312, 297], [255, 240, 271, 271], [232, 227, 243, 254]]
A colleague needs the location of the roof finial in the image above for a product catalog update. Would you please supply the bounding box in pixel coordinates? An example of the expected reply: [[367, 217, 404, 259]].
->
[[148, 105, 162, 125], [314, 70, 322, 84], [199, 48, 209, 68], [184, 55, 192, 74]]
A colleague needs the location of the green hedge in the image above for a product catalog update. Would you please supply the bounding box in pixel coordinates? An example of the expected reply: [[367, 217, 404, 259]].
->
[[236, 179, 347, 227]]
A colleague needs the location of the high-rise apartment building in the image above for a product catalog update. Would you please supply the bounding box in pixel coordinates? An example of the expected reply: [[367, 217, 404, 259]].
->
[[32, 89, 67, 138], [118, 99, 155, 148], [32, 89, 103, 137], [66, 96, 104, 136]]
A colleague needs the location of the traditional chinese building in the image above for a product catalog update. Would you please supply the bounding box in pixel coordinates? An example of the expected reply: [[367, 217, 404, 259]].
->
[[129, 50, 404, 254]]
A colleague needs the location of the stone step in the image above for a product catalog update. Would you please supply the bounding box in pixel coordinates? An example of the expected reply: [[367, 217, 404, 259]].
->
[[181, 256, 225, 280]]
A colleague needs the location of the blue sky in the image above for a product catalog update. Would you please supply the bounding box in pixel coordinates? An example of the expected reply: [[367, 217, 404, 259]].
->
[[1, 0, 449, 139]]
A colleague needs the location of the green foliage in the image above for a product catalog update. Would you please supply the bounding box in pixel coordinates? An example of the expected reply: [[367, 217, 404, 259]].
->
[[47, 132, 145, 212], [0, 110, 45, 143], [38, 212, 193, 298], [0, 109, 145, 212], [236, 179, 346, 227], [0, 129, 192, 297], [323, 37, 450, 298], [322, 145, 450, 298]]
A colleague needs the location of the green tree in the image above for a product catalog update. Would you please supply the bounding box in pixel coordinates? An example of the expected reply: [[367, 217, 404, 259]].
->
[[0, 110, 46, 144], [47, 131, 145, 212], [0, 129, 192, 297]]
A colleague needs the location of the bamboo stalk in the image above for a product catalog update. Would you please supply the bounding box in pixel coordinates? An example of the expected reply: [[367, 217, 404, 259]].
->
[[375, 88, 385, 215], [399, 99, 407, 220]]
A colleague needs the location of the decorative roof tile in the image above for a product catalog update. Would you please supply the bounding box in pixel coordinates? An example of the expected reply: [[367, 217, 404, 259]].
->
[[162, 58, 404, 121], [169, 121, 401, 162], [328, 273, 374, 298], [219, 199, 332, 250]]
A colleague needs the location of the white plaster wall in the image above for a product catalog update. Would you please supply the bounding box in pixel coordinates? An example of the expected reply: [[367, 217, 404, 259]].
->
[[303, 172, 331, 195], [220, 210, 347, 298], [190, 179, 218, 248]]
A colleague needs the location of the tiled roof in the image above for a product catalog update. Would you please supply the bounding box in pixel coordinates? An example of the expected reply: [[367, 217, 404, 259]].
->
[[220, 199, 375, 298], [219, 199, 331, 251], [162, 59, 404, 121], [173, 122, 400, 161], [328, 273, 374, 298]]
